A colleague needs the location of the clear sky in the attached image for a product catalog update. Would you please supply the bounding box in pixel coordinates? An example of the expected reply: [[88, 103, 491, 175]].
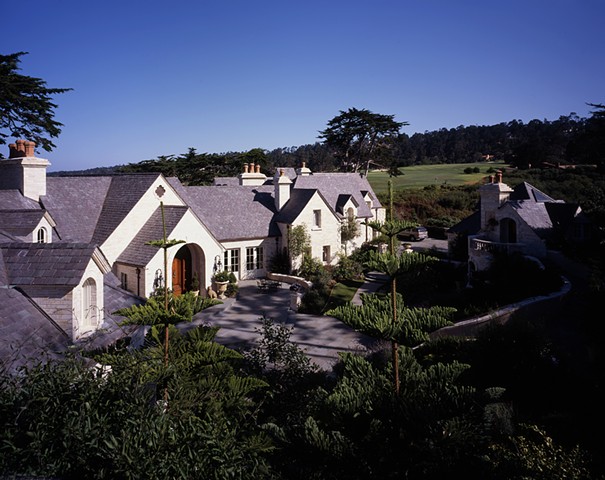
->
[[4, 0, 604, 171]]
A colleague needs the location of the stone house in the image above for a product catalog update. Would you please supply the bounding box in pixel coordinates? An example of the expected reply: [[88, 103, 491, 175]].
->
[[0, 142, 384, 371], [447, 171, 592, 274]]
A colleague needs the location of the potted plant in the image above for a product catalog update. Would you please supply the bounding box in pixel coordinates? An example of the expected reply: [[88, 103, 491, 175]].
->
[[190, 272, 200, 296], [213, 270, 231, 299]]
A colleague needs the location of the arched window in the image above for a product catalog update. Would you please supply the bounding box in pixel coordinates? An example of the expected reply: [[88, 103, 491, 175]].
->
[[82, 277, 98, 330], [37, 227, 47, 243]]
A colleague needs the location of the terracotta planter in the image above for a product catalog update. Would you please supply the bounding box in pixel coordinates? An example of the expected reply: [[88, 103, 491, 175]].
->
[[215, 281, 229, 299]]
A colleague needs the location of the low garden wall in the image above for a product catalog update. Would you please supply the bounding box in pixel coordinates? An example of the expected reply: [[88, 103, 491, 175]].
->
[[266, 272, 312, 289], [429, 275, 572, 339]]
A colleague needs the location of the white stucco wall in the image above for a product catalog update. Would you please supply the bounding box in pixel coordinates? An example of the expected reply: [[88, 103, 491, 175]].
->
[[71, 257, 106, 340], [100, 176, 186, 265], [142, 209, 223, 296], [221, 237, 279, 280], [293, 192, 341, 266], [31, 217, 54, 244]]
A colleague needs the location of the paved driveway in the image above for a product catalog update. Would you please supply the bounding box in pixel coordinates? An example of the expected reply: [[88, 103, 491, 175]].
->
[[186, 279, 381, 371]]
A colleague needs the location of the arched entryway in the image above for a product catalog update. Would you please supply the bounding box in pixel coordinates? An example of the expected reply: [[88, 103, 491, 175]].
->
[[171, 244, 206, 296]]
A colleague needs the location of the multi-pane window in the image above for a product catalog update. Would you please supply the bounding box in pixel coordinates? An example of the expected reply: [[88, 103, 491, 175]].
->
[[313, 209, 322, 228], [224, 249, 240, 272], [37, 227, 46, 243], [246, 247, 264, 270]]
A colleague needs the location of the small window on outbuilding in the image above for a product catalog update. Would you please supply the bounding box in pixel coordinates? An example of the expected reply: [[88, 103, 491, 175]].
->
[[322, 245, 331, 262], [37, 227, 47, 244]]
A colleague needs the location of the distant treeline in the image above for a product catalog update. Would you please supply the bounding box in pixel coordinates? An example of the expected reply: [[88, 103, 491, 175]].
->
[[52, 109, 604, 183]]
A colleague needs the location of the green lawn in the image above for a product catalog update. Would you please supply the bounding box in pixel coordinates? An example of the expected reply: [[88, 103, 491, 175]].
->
[[366, 161, 509, 194], [322, 279, 364, 313]]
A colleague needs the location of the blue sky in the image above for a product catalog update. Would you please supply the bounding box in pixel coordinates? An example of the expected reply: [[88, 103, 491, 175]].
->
[[4, 0, 604, 171]]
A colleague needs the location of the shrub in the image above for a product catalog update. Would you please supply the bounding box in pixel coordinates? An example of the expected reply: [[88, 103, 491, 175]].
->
[[332, 254, 364, 282]]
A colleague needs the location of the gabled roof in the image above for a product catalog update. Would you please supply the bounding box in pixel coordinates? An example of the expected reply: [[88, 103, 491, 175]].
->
[[0, 243, 100, 287], [293, 173, 380, 218], [92, 174, 161, 245], [510, 182, 558, 203], [274, 189, 319, 224], [170, 179, 280, 241], [117, 205, 189, 266], [43, 176, 112, 242], [0, 210, 47, 238], [448, 210, 481, 235]]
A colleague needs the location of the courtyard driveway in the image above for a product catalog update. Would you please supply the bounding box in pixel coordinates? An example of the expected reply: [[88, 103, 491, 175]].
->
[[185, 277, 385, 371]]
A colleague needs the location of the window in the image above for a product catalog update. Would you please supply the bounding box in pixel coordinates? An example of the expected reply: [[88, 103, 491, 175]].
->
[[347, 207, 355, 220], [313, 209, 322, 228], [224, 249, 240, 272], [322, 245, 331, 263], [82, 278, 98, 329], [37, 227, 47, 243], [120, 272, 128, 290], [246, 247, 264, 270]]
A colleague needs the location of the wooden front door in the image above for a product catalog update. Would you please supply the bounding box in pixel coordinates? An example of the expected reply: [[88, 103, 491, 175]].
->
[[172, 256, 186, 296]]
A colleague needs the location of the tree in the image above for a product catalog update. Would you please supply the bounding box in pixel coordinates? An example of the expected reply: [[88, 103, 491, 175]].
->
[[288, 224, 311, 272], [340, 214, 359, 255], [0, 52, 72, 153], [319, 107, 408, 175]]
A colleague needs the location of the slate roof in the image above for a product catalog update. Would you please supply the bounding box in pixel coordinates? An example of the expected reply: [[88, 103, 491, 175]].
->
[[169, 178, 280, 241], [0, 210, 46, 238], [43, 176, 112, 242], [447, 210, 481, 235], [508, 201, 553, 238], [0, 243, 98, 287], [0, 248, 70, 373], [510, 182, 558, 203], [274, 189, 319, 224], [293, 173, 380, 218], [117, 205, 189, 266], [0, 287, 70, 374], [0, 190, 41, 210], [92, 174, 161, 245]]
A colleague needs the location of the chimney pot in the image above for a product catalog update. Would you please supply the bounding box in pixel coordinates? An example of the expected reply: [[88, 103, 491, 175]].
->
[[243, 163, 249, 173], [24, 141, 36, 157], [255, 164, 261, 173]]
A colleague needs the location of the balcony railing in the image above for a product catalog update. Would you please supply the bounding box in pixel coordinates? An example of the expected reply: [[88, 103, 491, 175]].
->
[[470, 238, 525, 255]]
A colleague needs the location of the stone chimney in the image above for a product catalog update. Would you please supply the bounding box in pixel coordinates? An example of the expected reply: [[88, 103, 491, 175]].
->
[[296, 161, 312, 177], [1, 140, 50, 201], [275, 169, 292, 211], [479, 171, 512, 237], [238, 162, 267, 186]]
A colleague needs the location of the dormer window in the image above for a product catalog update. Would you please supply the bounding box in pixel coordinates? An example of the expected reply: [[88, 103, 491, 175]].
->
[[37, 227, 47, 244]]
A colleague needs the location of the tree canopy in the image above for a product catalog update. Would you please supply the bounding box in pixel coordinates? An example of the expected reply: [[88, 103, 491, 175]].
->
[[319, 107, 408, 175], [0, 52, 71, 154]]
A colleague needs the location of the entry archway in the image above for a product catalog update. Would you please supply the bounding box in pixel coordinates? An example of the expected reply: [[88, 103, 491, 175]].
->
[[171, 244, 206, 296]]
